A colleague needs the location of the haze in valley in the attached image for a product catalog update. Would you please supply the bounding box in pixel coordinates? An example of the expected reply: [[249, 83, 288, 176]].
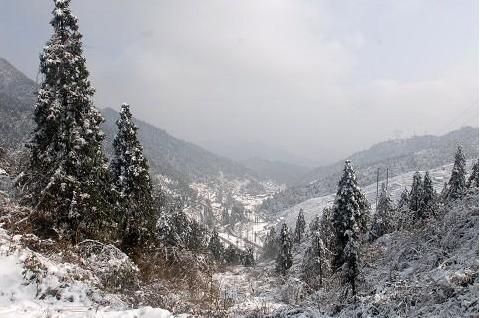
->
[[0, 0, 478, 165]]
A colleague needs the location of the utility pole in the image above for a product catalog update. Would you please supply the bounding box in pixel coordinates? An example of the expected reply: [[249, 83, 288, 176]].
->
[[386, 168, 389, 190], [375, 168, 380, 211]]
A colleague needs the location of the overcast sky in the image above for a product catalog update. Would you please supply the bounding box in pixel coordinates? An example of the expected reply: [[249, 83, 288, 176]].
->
[[0, 0, 478, 165]]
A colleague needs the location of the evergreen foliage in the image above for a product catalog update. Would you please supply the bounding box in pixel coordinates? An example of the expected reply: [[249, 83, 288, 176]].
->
[[208, 228, 224, 262], [293, 208, 306, 243], [445, 146, 467, 201], [25, 0, 111, 241], [276, 222, 293, 275], [263, 227, 279, 259], [467, 159, 479, 189], [421, 171, 436, 217], [369, 183, 394, 241], [224, 245, 242, 265], [409, 171, 423, 212], [331, 160, 369, 268], [243, 246, 255, 267], [397, 188, 410, 210], [111, 104, 155, 250], [302, 219, 326, 289]]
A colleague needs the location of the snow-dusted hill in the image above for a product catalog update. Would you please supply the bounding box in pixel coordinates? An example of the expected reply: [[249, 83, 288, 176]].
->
[[278, 160, 475, 228], [0, 228, 172, 318], [219, 160, 475, 253]]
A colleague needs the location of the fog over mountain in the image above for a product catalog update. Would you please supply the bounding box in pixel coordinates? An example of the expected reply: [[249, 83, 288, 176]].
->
[[1, 0, 478, 164]]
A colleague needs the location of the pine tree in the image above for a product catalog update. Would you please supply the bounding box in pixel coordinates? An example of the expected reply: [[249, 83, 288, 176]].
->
[[302, 219, 326, 289], [111, 104, 155, 251], [369, 183, 394, 241], [409, 171, 423, 212], [276, 222, 293, 275], [293, 209, 306, 243], [263, 227, 279, 259], [331, 160, 369, 269], [25, 0, 110, 241], [243, 246, 255, 267], [467, 160, 479, 189], [421, 171, 436, 217], [208, 228, 224, 262], [397, 188, 410, 210], [225, 245, 241, 265], [309, 215, 321, 236], [186, 219, 206, 252], [157, 200, 189, 247], [445, 146, 467, 201], [344, 227, 360, 295]]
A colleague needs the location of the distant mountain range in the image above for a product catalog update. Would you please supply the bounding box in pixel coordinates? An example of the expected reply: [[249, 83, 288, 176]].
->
[[261, 126, 479, 214], [240, 157, 310, 186], [0, 58, 262, 186]]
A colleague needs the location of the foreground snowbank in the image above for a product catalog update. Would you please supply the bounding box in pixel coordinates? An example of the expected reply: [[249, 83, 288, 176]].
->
[[0, 228, 172, 318]]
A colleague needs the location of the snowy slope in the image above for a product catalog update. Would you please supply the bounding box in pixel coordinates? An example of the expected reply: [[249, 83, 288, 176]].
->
[[219, 160, 474, 253], [278, 160, 475, 228], [0, 228, 172, 318]]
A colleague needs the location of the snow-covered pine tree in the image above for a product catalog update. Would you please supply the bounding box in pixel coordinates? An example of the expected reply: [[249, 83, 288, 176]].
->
[[302, 219, 326, 289], [397, 188, 410, 210], [445, 146, 467, 201], [111, 104, 155, 251], [421, 171, 436, 218], [344, 227, 360, 295], [157, 200, 189, 247], [186, 219, 206, 252], [208, 228, 224, 262], [293, 208, 306, 243], [276, 222, 293, 275], [25, 0, 111, 241], [409, 171, 423, 212], [369, 183, 394, 241], [263, 227, 279, 259], [467, 159, 479, 189], [331, 160, 369, 269]]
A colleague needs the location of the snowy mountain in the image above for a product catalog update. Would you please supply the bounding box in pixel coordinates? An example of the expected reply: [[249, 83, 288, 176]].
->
[[240, 157, 310, 186], [278, 160, 475, 229], [0, 58, 262, 186], [0, 58, 36, 151], [261, 127, 479, 214]]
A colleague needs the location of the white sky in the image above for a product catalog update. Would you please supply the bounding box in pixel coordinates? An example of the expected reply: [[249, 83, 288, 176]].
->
[[0, 0, 478, 165]]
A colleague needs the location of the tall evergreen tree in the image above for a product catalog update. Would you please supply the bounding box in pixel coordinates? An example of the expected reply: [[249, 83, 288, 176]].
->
[[409, 171, 423, 212], [263, 227, 279, 259], [344, 227, 360, 295], [276, 222, 293, 275], [421, 171, 436, 217], [331, 160, 369, 268], [302, 219, 326, 289], [111, 104, 155, 250], [25, 0, 110, 241], [467, 160, 479, 189], [243, 246, 255, 267], [369, 183, 394, 241], [309, 214, 321, 236], [208, 228, 224, 262], [445, 146, 467, 201], [293, 209, 306, 243], [397, 188, 410, 210]]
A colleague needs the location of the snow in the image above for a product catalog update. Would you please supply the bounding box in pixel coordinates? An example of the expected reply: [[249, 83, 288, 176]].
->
[[0, 228, 172, 318], [279, 160, 475, 228]]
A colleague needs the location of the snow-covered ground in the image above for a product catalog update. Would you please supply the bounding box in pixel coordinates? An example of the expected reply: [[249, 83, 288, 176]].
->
[[279, 160, 475, 228], [218, 161, 473, 254], [0, 228, 172, 318], [213, 162, 479, 317]]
